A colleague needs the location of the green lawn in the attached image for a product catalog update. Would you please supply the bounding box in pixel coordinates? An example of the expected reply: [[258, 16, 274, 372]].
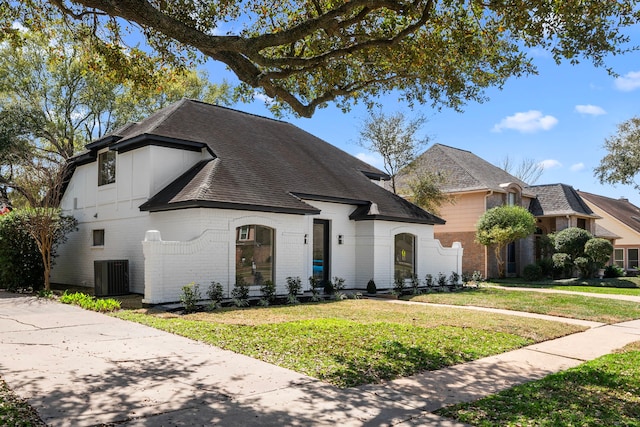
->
[[408, 287, 640, 323], [491, 277, 640, 296], [114, 299, 584, 387], [436, 341, 640, 426]]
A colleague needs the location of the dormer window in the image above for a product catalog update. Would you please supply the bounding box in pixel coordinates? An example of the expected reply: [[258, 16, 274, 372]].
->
[[507, 192, 516, 206], [98, 150, 116, 186]]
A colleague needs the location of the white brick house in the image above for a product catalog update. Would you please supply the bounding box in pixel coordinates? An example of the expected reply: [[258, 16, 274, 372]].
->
[[52, 100, 462, 303]]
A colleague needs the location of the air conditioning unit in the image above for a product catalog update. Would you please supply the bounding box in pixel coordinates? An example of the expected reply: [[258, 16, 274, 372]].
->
[[94, 260, 129, 297]]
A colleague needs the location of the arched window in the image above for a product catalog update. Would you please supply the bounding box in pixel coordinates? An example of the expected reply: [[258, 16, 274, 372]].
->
[[394, 233, 415, 280], [235, 225, 274, 285]]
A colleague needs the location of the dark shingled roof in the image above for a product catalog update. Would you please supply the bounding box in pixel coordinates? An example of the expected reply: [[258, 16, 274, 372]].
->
[[527, 184, 599, 218], [79, 99, 444, 224], [578, 191, 640, 234], [396, 144, 534, 195]]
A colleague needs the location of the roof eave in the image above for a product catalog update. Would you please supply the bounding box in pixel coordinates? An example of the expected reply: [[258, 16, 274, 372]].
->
[[139, 200, 320, 215]]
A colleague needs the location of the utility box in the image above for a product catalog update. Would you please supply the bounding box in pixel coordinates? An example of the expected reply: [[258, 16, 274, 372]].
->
[[94, 260, 129, 296]]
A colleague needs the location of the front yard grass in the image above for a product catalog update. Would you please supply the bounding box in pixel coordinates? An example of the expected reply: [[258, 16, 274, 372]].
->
[[436, 341, 640, 426], [114, 299, 584, 387], [408, 288, 640, 323], [492, 277, 640, 296]]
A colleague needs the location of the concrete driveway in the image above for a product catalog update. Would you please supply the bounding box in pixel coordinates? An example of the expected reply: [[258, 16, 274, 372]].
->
[[1, 290, 639, 426]]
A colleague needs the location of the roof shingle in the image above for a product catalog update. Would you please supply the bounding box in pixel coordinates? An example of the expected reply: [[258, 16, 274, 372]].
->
[[91, 99, 444, 224]]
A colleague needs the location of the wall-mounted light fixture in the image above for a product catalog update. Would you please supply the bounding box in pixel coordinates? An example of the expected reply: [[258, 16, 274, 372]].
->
[[338, 235, 344, 245], [304, 234, 308, 244]]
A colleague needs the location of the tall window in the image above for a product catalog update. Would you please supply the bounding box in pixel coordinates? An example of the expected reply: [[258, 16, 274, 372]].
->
[[577, 218, 586, 230], [394, 233, 415, 280], [614, 248, 624, 268], [236, 225, 274, 285], [628, 249, 639, 270], [506, 192, 516, 206], [98, 150, 116, 186]]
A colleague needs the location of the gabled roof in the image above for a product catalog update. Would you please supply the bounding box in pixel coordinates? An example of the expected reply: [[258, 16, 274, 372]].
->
[[80, 99, 445, 224], [578, 191, 640, 234], [528, 184, 599, 218], [397, 144, 534, 196]]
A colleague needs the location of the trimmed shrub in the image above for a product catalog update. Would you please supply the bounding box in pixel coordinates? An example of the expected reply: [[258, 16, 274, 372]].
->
[[180, 282, 201, 313], [604, 264, 625, 278], [232, 276, 250, 307], [366, 279, 377, 294], [259, 280, 276, 306], [207, 281, 224, 309], [0, 211, 44, 291], [536, 258, 554, 278], [286, 276, 302, 304], [523, 263, 543, 281]]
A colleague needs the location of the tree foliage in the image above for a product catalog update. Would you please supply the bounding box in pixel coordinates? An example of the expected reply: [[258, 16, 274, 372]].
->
[[5, 1, 639, 117], [553, 227, 593, 261], [0, 210, 44, 291], [584, 237, 614, 269], [406, 170, 454, 216], [594, 116, 640, 190], [0, 25, 231, 208], [551, 227, 605, 278], [475, 205, 536, 278], [358, 111, 428, 193]]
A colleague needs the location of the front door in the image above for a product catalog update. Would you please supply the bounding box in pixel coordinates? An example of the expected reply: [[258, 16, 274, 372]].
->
[[313, 219, 330, 285]]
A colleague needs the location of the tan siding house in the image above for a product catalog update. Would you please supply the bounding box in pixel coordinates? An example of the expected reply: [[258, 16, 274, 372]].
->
[[396, 144, 600, 279], [578, 191, 640, 272]]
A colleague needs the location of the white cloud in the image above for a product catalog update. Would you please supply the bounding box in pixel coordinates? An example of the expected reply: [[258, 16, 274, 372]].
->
[[614, 71, 640, 92], [539, 159, 562, 170], [253, 92, 274, 104], [492, 110, 558, 133], [575, 104, 606, 116], [570, 162, 585, 172], [356, 152, 384, 169]]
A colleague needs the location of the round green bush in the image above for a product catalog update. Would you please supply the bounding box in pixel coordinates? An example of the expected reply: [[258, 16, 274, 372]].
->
[[522, 264, 543, 281]]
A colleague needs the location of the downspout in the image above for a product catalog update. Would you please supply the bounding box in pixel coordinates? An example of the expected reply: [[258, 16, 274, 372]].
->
[[484, 190, 494, 279]]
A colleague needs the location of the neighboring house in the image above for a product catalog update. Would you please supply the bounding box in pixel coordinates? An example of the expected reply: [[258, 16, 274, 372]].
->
[[395, 144, 537, 278], [395, 144, 599, 278], [51, 100, 462, 303], [578, 191, 640, 271], [528, 183, 602, 258]]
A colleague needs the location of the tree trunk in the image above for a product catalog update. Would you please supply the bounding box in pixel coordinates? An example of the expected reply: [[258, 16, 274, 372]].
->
[[494, 245, 505, 278]]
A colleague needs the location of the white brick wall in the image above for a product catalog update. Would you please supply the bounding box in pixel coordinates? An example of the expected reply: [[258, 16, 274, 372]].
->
[[52, 145, 462, 303]]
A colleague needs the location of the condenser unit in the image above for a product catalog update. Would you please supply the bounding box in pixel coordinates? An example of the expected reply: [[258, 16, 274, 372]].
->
[[94, 260, 129, 296]]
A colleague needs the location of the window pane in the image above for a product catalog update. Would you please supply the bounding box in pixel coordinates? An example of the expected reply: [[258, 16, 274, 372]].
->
[[98, 151, 116, 186], [394, 233, 415, 280], [628, 249, 638, 269], [614, 249, 624, 268], [236, 225, 274, 285], [93, 229, 104, 246]]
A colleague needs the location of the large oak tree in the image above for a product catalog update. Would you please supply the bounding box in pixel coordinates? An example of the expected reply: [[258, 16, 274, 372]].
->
[[4, 1, 639, 117]]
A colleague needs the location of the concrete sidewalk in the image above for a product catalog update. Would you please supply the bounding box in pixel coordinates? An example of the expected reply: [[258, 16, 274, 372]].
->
[[1, 291, 639, 427], [487, 284, 640, 302]]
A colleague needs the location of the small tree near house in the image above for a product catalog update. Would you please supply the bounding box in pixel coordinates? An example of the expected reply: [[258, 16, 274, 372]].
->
[[15, 208, 77, 291], [475, 205, 536, 278]]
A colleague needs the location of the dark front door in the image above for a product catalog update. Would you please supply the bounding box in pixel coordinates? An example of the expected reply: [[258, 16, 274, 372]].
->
[[313, 219, 330, 285]]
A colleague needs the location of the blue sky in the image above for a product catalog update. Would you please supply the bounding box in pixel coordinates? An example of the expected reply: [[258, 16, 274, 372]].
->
[[203, 31, 640, 207]]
